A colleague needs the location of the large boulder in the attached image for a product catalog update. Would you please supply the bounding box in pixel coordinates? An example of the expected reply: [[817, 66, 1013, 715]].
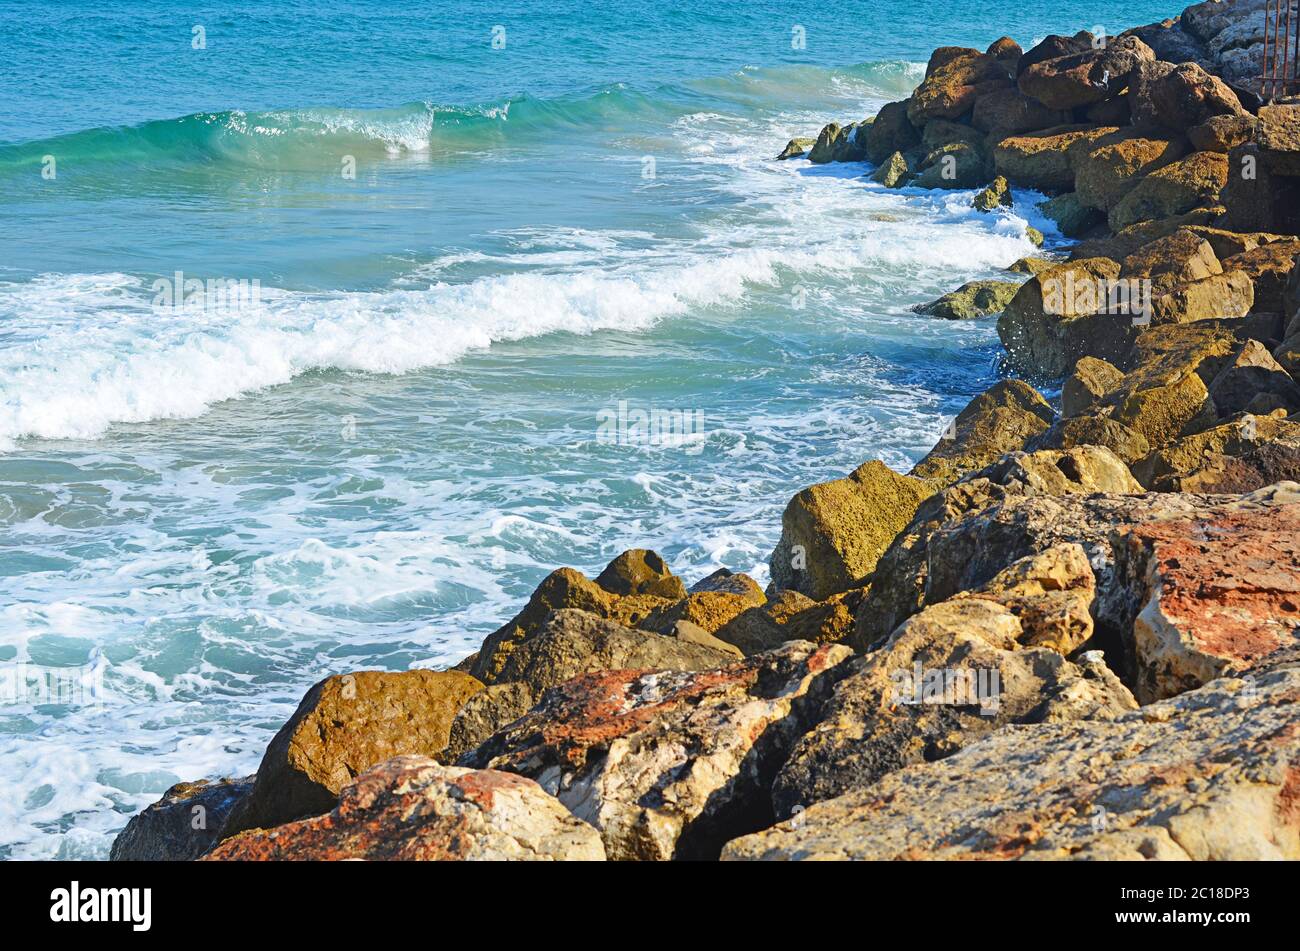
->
[[772, 545, 1136, 817], [461, 641, 854, 860], [1029, 415, 1152, 465], [1114, 493, 1300, 702], [724, 649, 1300, 860], [217, 668, 485, 837], [908, 49, 1012, 124], [908, 380, 1054, 486], [768, 460, 933, 600], [1220, 241, 1300, 313], [1037, 192, 1104, 237], [1108, 151, 1228, 231], [997, 256, 1129, 378], [1074, 130, 1188, 213], [971, 87, 1070, 137], [1134, 415, 1300, 490], [1017, 35, 1155, 110], [206, 756, 606, 861], [1208, 339, 1300, 416], [862, 100, 919, 164], [594, 549, 687, 599], [1128, 60, 1245, 131], [993, 124, 1112, 191], [1015, 32, 1095, 76], [110, 776, 254, 861], [1062, 355, 1124, 415]]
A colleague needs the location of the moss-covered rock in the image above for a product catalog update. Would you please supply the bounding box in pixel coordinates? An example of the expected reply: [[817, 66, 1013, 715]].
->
[[1108, 151, 1228, 231], [909, 379, 1055, 485], [972, 175, 1012, 211], [868, 150, 911, 187], [776, 137, 816, 160], [768, 460, 934, 599], [912, 279, 1022, 319], [1063, 355, 1125, 416]]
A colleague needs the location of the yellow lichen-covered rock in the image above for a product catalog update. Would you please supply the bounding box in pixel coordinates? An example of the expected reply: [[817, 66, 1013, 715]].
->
[[1111, 368, 1215, 449], [769, 460, 933, 600], [1108, 151, 1228, 231], [1062, 356, 1125, 416], [909, 380, 1055, 486]]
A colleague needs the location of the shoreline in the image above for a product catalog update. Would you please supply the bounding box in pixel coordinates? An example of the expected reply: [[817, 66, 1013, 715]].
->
[[112, 0, 1300, 861]]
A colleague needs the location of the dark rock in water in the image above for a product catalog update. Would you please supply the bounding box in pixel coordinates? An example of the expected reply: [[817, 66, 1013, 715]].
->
[[862, 101, 919, 164], [807, 122, 843, 164], [218, 668, 485, 839], [462, 640, 854, 861], [775, 137, 815, 160], [912, 279, 1020, 319], [111, 776, 254, 861], [972, 175, 1012, 211], [206, 756, 606, 861], [1037, 192, 1103, 237], [867, 150, 911, 188]]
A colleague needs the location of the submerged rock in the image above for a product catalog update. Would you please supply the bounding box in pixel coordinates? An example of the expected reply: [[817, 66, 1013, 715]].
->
[[111, 776, 254, 861], [206, 756, 606, 861]]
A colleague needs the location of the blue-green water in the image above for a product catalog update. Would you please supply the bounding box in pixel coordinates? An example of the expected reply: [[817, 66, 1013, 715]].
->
[[0, 0, 1178, 858]]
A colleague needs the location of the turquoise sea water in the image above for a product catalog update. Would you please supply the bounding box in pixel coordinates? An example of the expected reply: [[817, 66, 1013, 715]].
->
[[0, 0, 1178, 858]]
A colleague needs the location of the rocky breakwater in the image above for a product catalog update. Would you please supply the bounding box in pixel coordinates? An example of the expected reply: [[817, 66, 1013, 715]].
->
[[115, 0, 1300, 861]]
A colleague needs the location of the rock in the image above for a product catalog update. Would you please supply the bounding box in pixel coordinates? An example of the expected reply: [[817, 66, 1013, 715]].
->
[[986, 36, 1023, 66], [909, 379, 1054, 485], [857, 480, 1300, 678], [714, 586, 866, 655], [1119, 228, 1222, 294], [776, 137, 816, 160], [1187, 114, 1256, 152], [862, 101, 920, 164], [1030, 415, 1152, 465], [1026, 226, 1045, 248], [828, 120, 872, 162], [1209, 340, 1300, 416], [641, 586, 766, 634], [1184, 225, 1283, 261], [1220, 241, 1300, 314], [468, 556, 682, 683], [667, 619, 744, 658], [595, 548, 687, 599], [1085, 95, 1132, 127], [963, 445, 1143, 498], [1069, 206, 1226, 262], [1111, 365, 1215, 450], [807, 122, 843, 164], [110, 776, 254, 861], [1122, 17, 1212, 69], [1217, 144, 1300, 235], [1123, 317, 1253, 384], [489, 609, 736, 699], [972, 175, 1012, 211], [1062, 356, 1124, 416], [1184, 0, 1274, 87], [1015, 32, 1096, 77], [689, 568, 765, 598], [768, 460, 933, 600], [971, 88, 1070, 137], [1037, 192, 1103, 237], [993, 124, 1112, 191], [1276, 333, 1300, 380], [908, 50, 1012, 124], [1149, 269, 1255, 325], [1115, 497, 1300, 702], [1161, 436, 1300, 494], [206, 756, 606, 861], [443, 682, 535, 765], [867, 150, 910, 187], [1074, 130, 1188, 213], [997, 256, 1128, 378], [462, 641, 855, 860], [724, 650, 1300, 860], [911, 279, 1021, 319], [912, 140, 992, 189], [1006, 256, 1058, 276], [772, 545, 1136, 817], [217, 668, 485, 838], [1129, 60, 1245, 131], [1257, 104, 1300, 176], [1108, 151, 1228, 231], [1017, 36, 1154, 110]]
